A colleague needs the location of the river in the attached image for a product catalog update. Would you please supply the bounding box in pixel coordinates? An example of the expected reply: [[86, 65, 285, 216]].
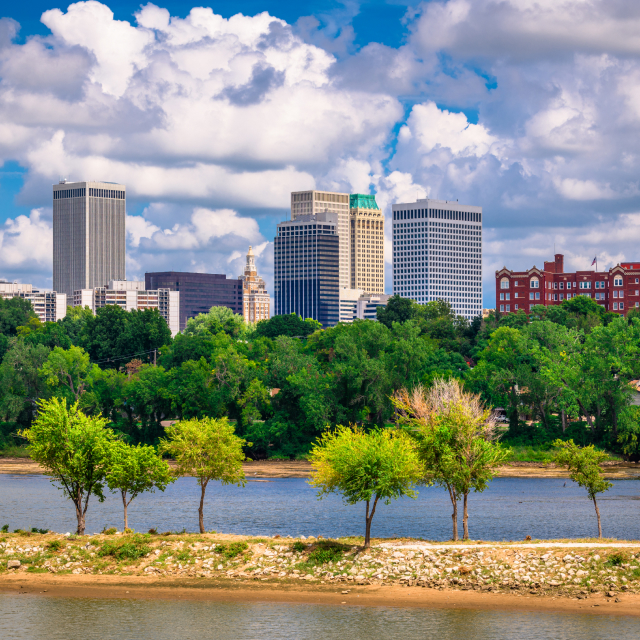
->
[[0, 475, 638, 540]]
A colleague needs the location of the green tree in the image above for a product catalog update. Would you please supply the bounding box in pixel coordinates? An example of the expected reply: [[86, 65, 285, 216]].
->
[[20, 398, 115, 534], [39, 346, 97, 403], [184, 306, 246, 339], [553, 439, 613, 538], [0, 297, 36, 336], [159, 417, 247, 533], [254, 313, 321, 339], [106, 441, 174, 529], [309, 425, 423, 547], [393, 379, 509, 540], [376, 295, 416, 328]]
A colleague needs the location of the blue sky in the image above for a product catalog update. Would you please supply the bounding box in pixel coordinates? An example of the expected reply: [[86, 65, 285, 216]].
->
[[1, 0, 640, 307]]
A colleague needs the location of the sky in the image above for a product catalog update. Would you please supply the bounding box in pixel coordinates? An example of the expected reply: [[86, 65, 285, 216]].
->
[[2, 0, 640, 309]]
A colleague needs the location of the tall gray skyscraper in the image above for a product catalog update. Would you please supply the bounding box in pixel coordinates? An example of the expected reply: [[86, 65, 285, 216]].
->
[[392, 198, 482, 320], [53, 180, 126, 298]]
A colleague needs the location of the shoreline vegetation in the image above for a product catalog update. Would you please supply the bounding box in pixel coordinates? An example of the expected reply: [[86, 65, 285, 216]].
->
[[1, 531, 640, 616], [1, 457, 639, 479]]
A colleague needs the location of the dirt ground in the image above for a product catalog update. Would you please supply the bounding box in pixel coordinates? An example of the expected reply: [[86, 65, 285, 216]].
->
[[1, 457, 639, 479], [0, 573, 637, 616]]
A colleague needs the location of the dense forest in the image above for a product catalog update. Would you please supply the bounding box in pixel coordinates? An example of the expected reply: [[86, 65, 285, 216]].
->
[[1, 294, 639, 459]]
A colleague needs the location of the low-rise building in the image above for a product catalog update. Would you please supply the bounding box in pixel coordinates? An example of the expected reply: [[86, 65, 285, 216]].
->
[[338, 288, 364, 323], [0, 281, 67, 322], [495, 254, 640, 316], [73, 280, 180, 336], [356, 293, 392, 321]]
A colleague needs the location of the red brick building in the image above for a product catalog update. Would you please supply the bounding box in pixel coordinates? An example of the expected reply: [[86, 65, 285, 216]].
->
[[495, 254, 640, 316]]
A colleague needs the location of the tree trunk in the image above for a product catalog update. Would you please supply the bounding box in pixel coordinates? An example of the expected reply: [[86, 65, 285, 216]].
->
[[462, 492, 469, 540], [75, 503, 85, 536], [447, 484, 458, 541], [561, 409, 566, 433], [593, 496, 602, 538], [198, 482, 208, 534], [364, 496, 379, 548], [576, 399, 594, 429], [122, 490, 128, 530]]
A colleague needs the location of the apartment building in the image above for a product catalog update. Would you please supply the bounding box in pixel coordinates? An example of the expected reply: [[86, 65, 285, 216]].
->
[[392, 199, 483, 320], [53, 180, 126, 298], [239, 246, 271, 323], [274, 211, 340, 328], [496, 254, 640, 316], [0, 281, 67, 323], [73, 280, 180, 336]]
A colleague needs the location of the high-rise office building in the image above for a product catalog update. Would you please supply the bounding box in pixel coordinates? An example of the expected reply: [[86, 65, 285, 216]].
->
[[144, 272, 243, 331], [239, 246, 271, 323], [291, 190, 350, 289], [350, 194, 384, 294], [274, 211, 340, 328], [392, 199, 483, 320], [53, 180, 126, 299]]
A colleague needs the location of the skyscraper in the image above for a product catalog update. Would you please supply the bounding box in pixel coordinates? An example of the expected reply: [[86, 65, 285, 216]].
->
[[392, 199, 483, 320], [349, 193, 384, 294], [239, 246, 271, 323], [291, 190, 350, 289], [52, 180, 126, 298], [274, 211, 339, 328]]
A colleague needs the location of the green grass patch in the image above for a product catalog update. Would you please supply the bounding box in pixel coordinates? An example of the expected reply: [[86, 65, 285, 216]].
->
[[98, 535, 151, 561], [606, 553, 626, 567], [292, 541, 306, 552], [0, 445, 30, 458], [215, 542, 248, 559], [47, 540, 62, 552]]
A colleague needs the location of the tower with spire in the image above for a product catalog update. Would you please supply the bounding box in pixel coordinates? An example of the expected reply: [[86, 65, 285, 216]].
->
[[239, 246, 270, 323]]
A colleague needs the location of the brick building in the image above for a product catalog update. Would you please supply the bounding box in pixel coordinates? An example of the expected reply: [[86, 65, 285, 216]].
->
[[495, 254, 640, 316]]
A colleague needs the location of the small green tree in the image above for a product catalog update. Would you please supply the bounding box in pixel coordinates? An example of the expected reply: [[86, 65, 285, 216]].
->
[[159, 417, 247, 533], [309, 426, 423, 547], [106, 441, 174, 529], [393, 379, 509, 540], [20, 398, 115, 534], [39, 345, 97, 402], [553, 439, 613, 538]]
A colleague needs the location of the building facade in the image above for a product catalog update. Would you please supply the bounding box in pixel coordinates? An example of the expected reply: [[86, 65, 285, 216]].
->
[[495, 254, 640, 316], [239, 246, 270, 323], [144, 272, 243, 331], [350, 194, 384, 294], [0, 281, 67, 323], [392, 199, 483, 320], [53, 180, 126, 299], [356, 293, 391, 321], [274, 211, 340, 328], [291, 190, 350, 289], [72, 280, 180, 336]]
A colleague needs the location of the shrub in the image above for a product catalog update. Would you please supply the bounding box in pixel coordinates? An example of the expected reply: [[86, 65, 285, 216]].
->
[[98, 537, 151, 561], [292, 541, 306, 552], [1, 525, 8, 533], [215, 542, 248, 559], [47, 540, 63, 552], [606, 553, 626, 567], [31, 527, 48, 534], [102, 527, 117, 535], [306, 545, 344, 566]]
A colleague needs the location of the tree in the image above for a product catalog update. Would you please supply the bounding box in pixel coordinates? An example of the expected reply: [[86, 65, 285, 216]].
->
[[309, 426, 422, 547], [393, 379, 509, 540], [0, 297, 36, 336], [159, 417, 247, 533], [106, 441, 174, 529], [376, 295, 416, 327], [184, 306, 246, 339], [39, 346, 97, 402], [20, 398, 115, 534], [553, 439, 612, 538], [254, 313, 321, 339]]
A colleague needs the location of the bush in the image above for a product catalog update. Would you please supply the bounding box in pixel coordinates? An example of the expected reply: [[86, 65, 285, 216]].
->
[[102, 527, 117, 535], [31, 527, 48, 534], [98, 536, 151, 561], [47, 540, 62, 552], [292, 541, 306, 552], [606, 553, 626, 567], [1, 525, 8, 533], [215, 542, 248, 559], [306, 544, 344, 565]]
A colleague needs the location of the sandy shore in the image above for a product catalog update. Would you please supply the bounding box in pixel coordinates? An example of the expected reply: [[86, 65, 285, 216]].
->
[[2, 457, 639, 479], [0, 573, 638, 616]]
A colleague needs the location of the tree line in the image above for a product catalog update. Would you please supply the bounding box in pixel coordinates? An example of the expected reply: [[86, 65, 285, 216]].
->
[[1, 293, 640, 459]]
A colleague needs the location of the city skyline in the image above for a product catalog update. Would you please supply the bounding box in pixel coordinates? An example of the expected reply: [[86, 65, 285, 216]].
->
[[1, 1, 640, 309]]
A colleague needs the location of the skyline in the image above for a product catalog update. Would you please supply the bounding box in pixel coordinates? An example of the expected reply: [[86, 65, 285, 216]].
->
[[1, 1, 640, 309]]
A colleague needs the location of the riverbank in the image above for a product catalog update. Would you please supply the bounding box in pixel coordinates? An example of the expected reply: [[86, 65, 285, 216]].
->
[[1, 532, 639, 616], [1, 457, 639, 479]]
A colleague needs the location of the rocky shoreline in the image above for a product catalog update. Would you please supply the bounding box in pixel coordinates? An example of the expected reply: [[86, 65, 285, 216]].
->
[[2, 532, 639, 603]]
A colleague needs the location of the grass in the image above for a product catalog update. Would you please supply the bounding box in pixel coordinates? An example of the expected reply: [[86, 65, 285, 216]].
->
[[504, 444, 622, 463], [0, 445, 30, 458], [98, 535, 152, 561], [214, 541, 249, 559]]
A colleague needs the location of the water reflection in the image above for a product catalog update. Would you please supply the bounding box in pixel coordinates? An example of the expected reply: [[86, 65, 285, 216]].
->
[[0, 595, 638, 640]]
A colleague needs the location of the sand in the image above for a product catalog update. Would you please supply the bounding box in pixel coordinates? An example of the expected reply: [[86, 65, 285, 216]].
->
[[2, 457, 639, 479], [0, 573, 637, 616]]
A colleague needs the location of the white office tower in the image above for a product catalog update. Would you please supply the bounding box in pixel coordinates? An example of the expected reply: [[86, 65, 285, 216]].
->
[[391, 199, 483, 320], [291, 190, 350, 289], [53, 180, 126, 299]]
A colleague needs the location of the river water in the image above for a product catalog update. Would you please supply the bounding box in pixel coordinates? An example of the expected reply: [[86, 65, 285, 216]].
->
[[0, 475, 638, 540], [0, 595, 639, 640]]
